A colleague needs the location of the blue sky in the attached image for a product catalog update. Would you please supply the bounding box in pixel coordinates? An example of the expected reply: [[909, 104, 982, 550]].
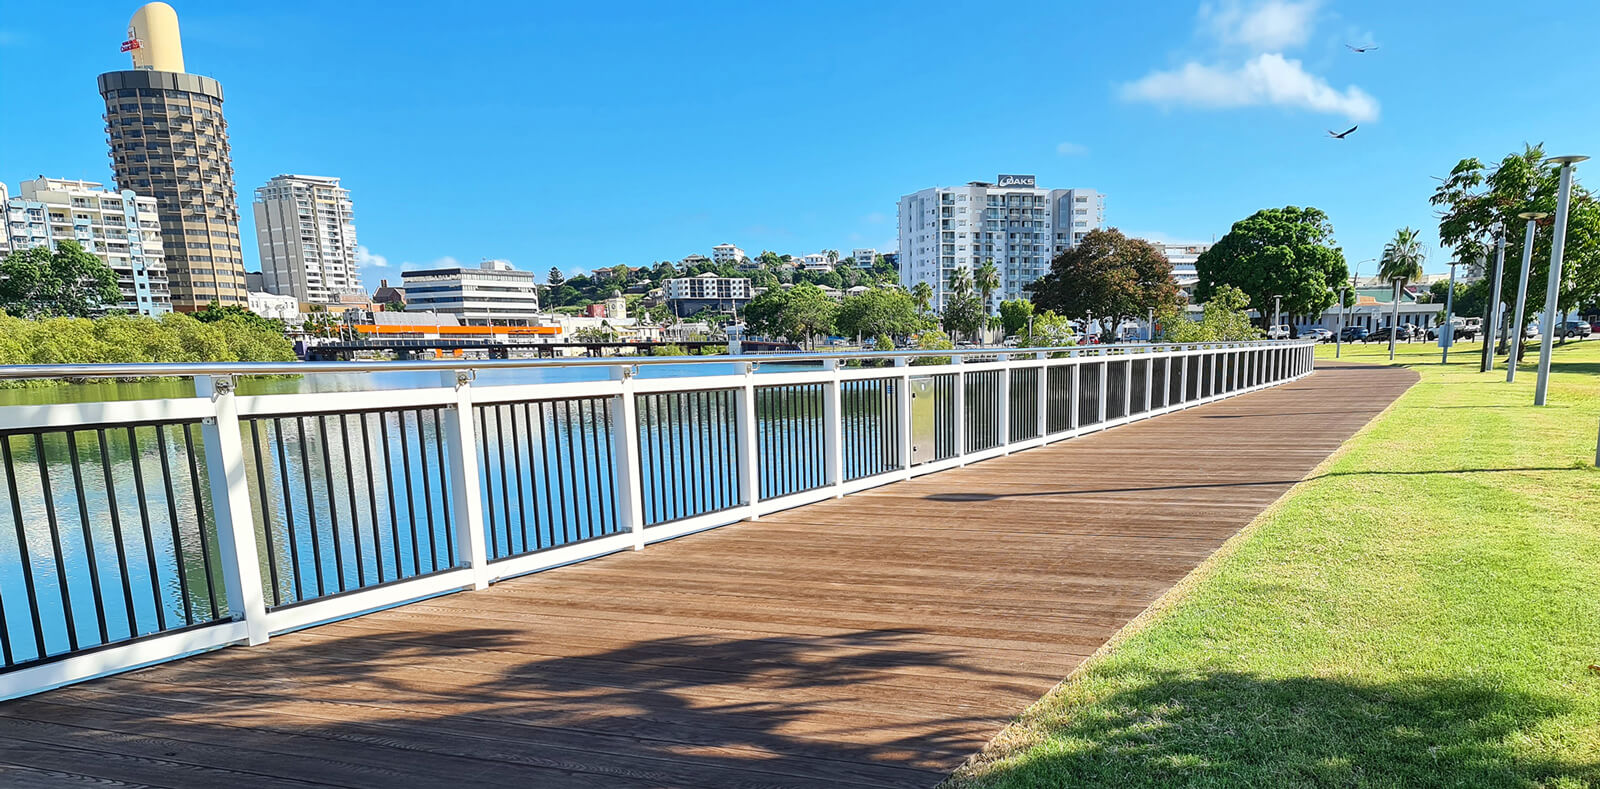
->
[[4, 0, 1599, 290]]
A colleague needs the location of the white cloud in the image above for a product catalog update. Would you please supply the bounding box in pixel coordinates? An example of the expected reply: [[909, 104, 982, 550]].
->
[[1201, 0, 1320, 50], [1056, 141, 1089, 156], [1121, 53, 1378, 122], [398, 255, 461, 272], [354, 245, 388, 269]]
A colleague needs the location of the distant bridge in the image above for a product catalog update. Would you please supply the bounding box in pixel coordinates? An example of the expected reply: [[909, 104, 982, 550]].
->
[[302, 338, 800, 361]]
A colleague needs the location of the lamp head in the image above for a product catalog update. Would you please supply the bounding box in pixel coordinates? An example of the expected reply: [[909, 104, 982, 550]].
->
[[1548, 155, 1589, 166], [1517, 211, 1551, 220]]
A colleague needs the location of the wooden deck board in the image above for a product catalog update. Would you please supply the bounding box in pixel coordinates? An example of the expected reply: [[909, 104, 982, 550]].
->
[[0, 362, 1415, 788]]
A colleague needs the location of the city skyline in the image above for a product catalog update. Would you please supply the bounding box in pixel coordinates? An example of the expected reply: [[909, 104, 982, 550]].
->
[[4, 0, 1600, 293]]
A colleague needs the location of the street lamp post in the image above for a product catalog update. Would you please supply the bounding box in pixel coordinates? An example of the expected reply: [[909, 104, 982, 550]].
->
[[1389, 277, 1403, 361], [1335, 285, 1347, 358], [1507, 211, 1548, 383], [1484, 227, 1507, 372], [1273, 295, 1282, 334], [1441, 261, 1459, 364], [1535, 155, 1587, 406]]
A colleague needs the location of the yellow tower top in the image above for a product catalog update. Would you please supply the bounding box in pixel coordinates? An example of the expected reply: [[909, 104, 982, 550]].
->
[[126, 2, 185, 73]]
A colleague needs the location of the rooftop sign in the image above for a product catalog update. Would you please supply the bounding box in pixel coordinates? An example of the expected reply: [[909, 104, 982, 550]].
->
[[997, 174, 1036, 188]]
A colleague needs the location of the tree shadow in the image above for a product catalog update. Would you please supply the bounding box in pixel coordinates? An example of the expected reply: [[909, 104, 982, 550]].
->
[[1, 624, 1016, 787], [921, 467, 1587, 502], [955, 671, 1597, 788]]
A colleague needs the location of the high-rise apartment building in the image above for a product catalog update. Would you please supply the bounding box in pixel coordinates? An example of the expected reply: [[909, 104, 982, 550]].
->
[[252, 174, 360, 304], [4, 178, 171, 315], [401, 260, 542, 325], [711, 243, 746, 266], [898, 175, 1103, 311], [1148, 241, 1212, 298], [97, 2, 246, 311]]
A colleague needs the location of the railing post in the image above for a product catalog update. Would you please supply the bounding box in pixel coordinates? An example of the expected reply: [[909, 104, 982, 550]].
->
[[998, 353, 1012, 454], [823, 360, 844, 497], [440, 370, 489, 589], [1035, 352, 1048, 439], [1180, 348, 1190, 405], [1144, 350, 1154, 412], [1098, 352, 1108, 423], [894, 356, 913, 479], [1123, 352, 1133, 417], [736, 363, 761, 520], [195, 375, 268, 645], [953, 357, 967, 465], [609, 366, 646, 550]]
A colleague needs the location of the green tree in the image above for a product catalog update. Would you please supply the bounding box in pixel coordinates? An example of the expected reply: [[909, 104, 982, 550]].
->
[[1158, 285, 1260, 342], [836, 287, 923, 340], [743, 287, 795, 340], [941, 291, 986, 343], [1432, 143, 1600, 341], [974, 259, 1001, 313], [911, 281, 934, 316], [1015, 309, 1076, 351], [382, 300, 406, 312], [751, 268, 779, 289], [1029, 228, 1181, 338], [947, 266, 973, 298], [910, 329, 954, 366], [22, 317, 108, 363], [998, 298, 1034, 336], [1194, 207, 1348, 326], [785, 283, 839, 347], [547, 267, 564, 285], [0, 240, 123, 318], [1379, 226, 1426, 344], [193, 300, 286, 334]]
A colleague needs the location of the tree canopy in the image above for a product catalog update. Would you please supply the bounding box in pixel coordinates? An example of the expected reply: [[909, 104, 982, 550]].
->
[[1193, 207, 1347, 322], [742, 283, 838, 346], [1028, 228, 1181, 337], [998, 298, 1033, 336], [0, 241, 123, 319], [1158, 284, 1260, 342], [1431, 143, 1600, 322], [836, 287, 924, 340]]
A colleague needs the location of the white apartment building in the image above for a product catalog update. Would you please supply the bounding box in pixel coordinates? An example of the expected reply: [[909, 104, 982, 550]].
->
[[6, 178, 171, 315], [663, 272, 753, 316], [850, 248, 879, 268], [0, 183, 9, 256], [1149, 241, 1212, 297], [800, 253, 832, 271], [253, 174, 360, 304], [247, 290, 299, 322], [898, 175, 1103, 311], [711, 243, 747, 266], [400, 259, 542, 325]]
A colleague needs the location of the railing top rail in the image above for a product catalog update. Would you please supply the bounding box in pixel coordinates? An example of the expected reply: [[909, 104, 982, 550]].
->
[[0, 339, 1313, 381]]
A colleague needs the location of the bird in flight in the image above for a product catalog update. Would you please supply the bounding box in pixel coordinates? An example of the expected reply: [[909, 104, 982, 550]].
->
[[1328, 125, 1358, 139], [1346, 44, 1379, 52]]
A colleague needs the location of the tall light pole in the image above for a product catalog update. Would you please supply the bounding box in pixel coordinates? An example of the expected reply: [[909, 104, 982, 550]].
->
[[1389, 277, 1403, 361], [1441, 260, 1459, 364], [1335, 285, 1347, 358], [1507, 211, 1547, 383], [1484, 227, 1508, 371], [1535, 155, 1587, 406], [1273, 295, 1282, 334]]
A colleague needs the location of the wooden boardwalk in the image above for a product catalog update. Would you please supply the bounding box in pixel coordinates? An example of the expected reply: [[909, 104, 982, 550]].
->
[[0, 361, 1416, 788]]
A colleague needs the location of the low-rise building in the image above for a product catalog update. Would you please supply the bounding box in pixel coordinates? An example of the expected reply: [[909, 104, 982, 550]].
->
[[711, 243, 746, 266], [1147, 241, 1212, 298], [372, 278, 406, 308], [850, 248, 878, 268], [664, 272, 753, 316], [5, 178, 171, 315], [247, 290, 299, 322], [800, 253, 832, 271], [400, 259, 541, 325]]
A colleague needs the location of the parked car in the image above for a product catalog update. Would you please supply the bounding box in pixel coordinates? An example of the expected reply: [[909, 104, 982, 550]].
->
[[1340, 326, 1369, 342], [1367, 325, 1416, 343], [1558, 319, 1592, 339], [1266, 324, 1291, 340], [1299, 327, 1332, 341], [1589, 320, 1600, 334]]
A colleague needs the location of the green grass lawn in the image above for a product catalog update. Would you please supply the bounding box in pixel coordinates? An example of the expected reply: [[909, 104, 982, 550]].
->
[[948, 339, 1600, 788]]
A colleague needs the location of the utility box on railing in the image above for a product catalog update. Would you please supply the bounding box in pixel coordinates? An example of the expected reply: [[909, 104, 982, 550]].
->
[[909, 376, 938, 465]]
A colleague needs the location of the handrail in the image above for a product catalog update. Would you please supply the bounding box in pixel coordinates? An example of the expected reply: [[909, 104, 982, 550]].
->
[[0, 339, 1312, 381]]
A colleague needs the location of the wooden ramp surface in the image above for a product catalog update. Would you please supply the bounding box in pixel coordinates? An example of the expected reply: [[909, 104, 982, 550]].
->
[[0, 362, 1416, 788]]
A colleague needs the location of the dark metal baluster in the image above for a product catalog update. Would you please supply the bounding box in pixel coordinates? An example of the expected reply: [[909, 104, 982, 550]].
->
[[507, 404, 527, 555], [561, 401, 580, 532], [34, 433, 78, 650], [477, 407, 500, 558], [3, 437, 46, 660], [537, 400, 560, 542], [432, 409, 455, 567], [295, 417, 325, 597], [378, 413, 403, 580], [65, 432, 110, 643], [397, 410, 420, 576], [95, 429, 138, 637], [358, 413, 386, 585], [247, 421, 282, 608], [269, 419, 301, 603], [579, 399, 599, 538], [692, 392, 708, 512], [414, 410, 439, 572], [316, 415, 347, 591], [338, 414, 366, 587], [494, 405, 513, 555], [180, 424, 220, 621], [154, 426, 193, 625]]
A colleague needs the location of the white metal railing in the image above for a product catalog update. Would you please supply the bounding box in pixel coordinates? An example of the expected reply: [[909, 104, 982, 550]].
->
[[0, 340, 1315, 699]]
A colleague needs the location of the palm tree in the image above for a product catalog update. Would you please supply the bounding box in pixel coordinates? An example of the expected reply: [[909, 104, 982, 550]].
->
[[911, 281, 933, 315], [947, 266, 973, 297], [974, 259, 1001, 315], [1379, 227, 1426, 359], [824, 249, 840, 265]]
